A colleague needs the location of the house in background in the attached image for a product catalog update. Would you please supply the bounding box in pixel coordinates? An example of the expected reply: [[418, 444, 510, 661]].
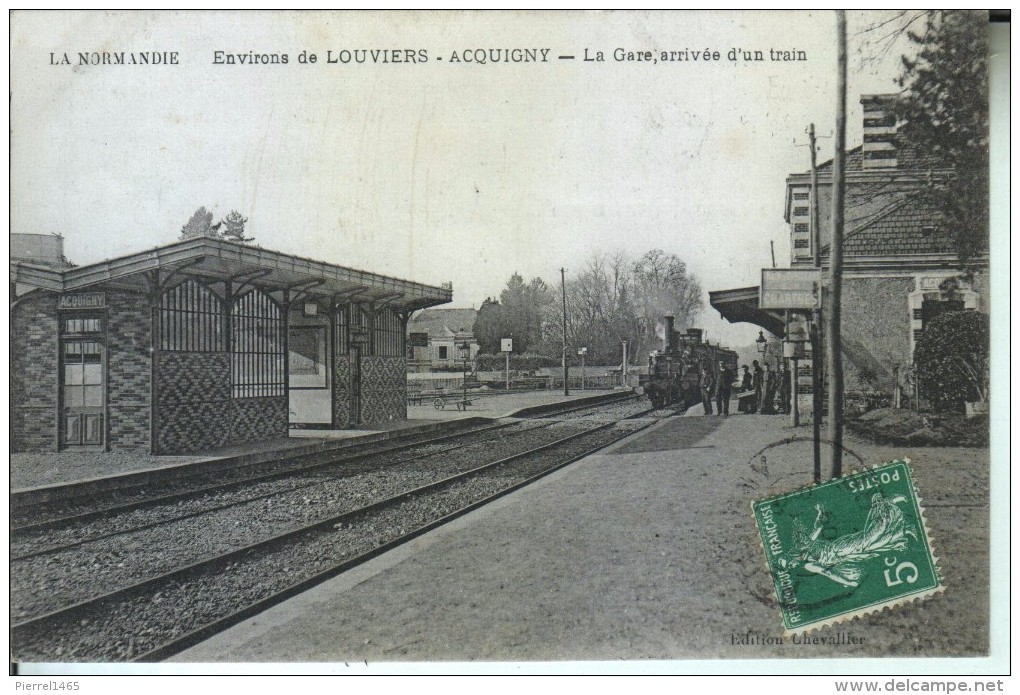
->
[[711, 94, 989, 410], [406, 307, 480, 373]]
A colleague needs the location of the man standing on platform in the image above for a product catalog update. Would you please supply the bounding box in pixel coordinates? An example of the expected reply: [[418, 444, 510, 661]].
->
[[761, 362, 777, 415], [715, 361, 733, 416], [750, 360, 764, 414], [699, 363, 715, 415], [778, 361, 792, 415]]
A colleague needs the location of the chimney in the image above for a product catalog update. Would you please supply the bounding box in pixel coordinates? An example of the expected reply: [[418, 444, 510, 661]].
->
[[861, 94, 898, 169], [662, 316, 675, 352], [11, 233, 69, 267]]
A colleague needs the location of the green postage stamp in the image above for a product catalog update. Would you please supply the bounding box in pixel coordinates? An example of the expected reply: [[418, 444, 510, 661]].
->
[[752, 460, 943, 633]]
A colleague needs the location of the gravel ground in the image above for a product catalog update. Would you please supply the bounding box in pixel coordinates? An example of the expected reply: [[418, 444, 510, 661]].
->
[[11, 421, 527, 528], [12, 422, 637, 662], [170, 412, 991, 663], [11, 420, 594, 619], [11, 452, 209, 490]]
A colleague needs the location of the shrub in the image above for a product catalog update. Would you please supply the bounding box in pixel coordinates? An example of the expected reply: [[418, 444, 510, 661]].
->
[[845, 391, 893, 418], [912, 310, 989, 413], [475, 352, 562, 372]]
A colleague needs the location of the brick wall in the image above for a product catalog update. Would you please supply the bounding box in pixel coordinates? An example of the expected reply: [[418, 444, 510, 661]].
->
[[154, 352, 289, 453], [234, 397, 289, 441], [360, 356, 407, 425], [11, 293, 59, 452], [154, 352, 232, 452], [105, 291, 151, 451], [970, 270, 991, 313], [333, 354, 351, 427]]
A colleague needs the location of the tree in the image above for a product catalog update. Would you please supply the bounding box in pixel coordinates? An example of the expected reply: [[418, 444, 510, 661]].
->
[[496, 273, 552, 353], [471, 298, 506, 354], [179, 207, 255, 243], [632, 249, 703, 356], [529, 250, 701, 365], [913, 310, 989, 412], [891, 10, 989, 266], [180, 207, 215, 239], [220, 210, 253, 242]]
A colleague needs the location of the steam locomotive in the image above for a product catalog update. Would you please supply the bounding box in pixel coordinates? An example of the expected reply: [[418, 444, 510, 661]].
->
[[643, 316, 738, 410]]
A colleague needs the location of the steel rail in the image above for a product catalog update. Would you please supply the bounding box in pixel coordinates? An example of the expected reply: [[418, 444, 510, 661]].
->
[[12, 421, 614, 637], [134, 417, 660, 662], [10, 420, 546, 561], [526, 393, 642, 419], [11, 420, 520, 535]]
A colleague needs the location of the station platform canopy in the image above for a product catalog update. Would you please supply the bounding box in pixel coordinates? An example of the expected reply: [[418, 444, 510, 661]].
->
[[708, 286, 786, 338], [11, 236, 452, 312]]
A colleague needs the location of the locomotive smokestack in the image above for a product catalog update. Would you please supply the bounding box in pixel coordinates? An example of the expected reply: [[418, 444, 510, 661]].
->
[[663, 315, 675, 352]]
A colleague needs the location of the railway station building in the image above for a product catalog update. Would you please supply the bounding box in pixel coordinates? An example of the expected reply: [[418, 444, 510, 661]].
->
[[710, 94, 989, 410], [10, 234, 452, 454]]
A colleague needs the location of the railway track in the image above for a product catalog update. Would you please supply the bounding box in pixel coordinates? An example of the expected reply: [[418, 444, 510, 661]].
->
[[11, 395, 676, 663], [10, 419, 522, 532], [10, 420, 568, 571], [11, 393, 643, 537]]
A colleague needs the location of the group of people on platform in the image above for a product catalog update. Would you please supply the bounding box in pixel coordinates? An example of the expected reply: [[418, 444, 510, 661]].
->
[[695, 359, 792, 416]]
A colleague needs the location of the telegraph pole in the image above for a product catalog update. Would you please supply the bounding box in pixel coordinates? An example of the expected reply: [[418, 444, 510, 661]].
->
[[561, 267, 569, 396], [827, 10, 847, 480], [809, 123, 823, 484], [799, 120, 830, 483]]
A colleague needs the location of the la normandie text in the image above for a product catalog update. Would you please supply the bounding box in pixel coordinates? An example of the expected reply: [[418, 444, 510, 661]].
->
[[51, 51, 179, 66]]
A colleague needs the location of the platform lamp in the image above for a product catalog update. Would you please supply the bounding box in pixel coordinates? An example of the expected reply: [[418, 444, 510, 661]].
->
[[756, 330, 770, 367]]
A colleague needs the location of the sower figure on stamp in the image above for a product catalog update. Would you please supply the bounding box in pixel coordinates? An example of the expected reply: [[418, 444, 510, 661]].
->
[[715, 361, 733, 416]]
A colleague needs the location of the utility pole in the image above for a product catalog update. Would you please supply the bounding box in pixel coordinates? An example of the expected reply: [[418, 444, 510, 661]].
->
[[621, 340, 628, 387], [809, 123, 823, 485], [788, 309, 799, 428], [827, 10, 847, 480], [561, 267, 569, 396], [798, 121, 830, 482]]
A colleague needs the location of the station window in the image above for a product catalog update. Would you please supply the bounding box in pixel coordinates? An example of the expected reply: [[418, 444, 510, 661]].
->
[[438, 346, 448, 360], [372, 308, 405, 357], [350, 306, 371, 352], [64, 317, 102, 333], [231, 289, 285, 398], [793, 192, 809, 201], [63, 341, 103, 407], [794, 239, 810, 249], [160, 280, 225, 352], [793, 206, 809, 216], [335, 304, 350, 351], [794, 223, 809, 234]]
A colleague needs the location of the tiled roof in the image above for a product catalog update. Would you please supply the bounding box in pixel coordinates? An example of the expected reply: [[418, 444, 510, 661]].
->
[[824, 195, 954, 257], [408, 307, 477, 338]]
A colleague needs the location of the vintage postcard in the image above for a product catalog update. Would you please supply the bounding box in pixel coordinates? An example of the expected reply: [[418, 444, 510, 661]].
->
[[8, 10, 1005, 679]]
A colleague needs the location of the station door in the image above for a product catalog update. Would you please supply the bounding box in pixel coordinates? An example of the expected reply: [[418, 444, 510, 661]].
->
[[62, 337, 104, 448]]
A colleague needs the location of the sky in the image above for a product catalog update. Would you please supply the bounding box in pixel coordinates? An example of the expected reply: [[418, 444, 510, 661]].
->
[[10, 11, 924, 349]]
